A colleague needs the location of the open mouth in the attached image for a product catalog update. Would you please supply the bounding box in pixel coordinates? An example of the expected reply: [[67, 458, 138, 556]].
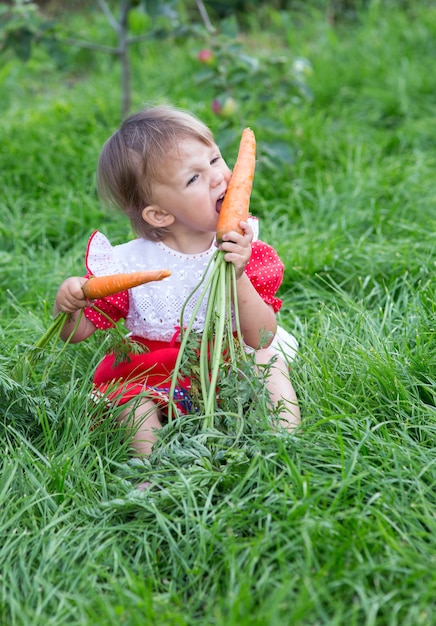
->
[[216, 193, 225, 214]]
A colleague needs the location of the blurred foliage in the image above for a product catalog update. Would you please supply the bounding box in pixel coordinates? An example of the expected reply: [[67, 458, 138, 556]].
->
[[0, 0, 58, 61], [0, 0, 194, 117], [0, 0, 313, 163], [193, 15, 313, 165]]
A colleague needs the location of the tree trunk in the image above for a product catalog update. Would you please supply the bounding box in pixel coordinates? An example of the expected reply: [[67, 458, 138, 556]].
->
[[119, 0, 132, 119]]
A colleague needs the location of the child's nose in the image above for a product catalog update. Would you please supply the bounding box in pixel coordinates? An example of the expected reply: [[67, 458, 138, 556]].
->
[[212, 170, 224, 187]]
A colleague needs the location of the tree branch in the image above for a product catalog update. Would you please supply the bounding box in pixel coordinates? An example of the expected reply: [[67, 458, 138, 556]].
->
[[196, 0, 216, 34], [61, 37, 119, 54], [118, 0, 132, 118], [96, 0, 120, 33]]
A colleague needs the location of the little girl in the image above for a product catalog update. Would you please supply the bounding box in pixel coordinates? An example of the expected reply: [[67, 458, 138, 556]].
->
[[54, 104, 300, 456]]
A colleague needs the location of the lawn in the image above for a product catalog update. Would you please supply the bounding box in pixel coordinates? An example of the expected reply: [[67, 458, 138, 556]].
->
[[1, 1, 435, 625]]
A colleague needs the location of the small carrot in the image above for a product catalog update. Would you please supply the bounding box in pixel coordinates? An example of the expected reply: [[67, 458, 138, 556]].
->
[[29, 270, 171, 362], [216, 127, 256, 243], [82, 270, 171, 299]]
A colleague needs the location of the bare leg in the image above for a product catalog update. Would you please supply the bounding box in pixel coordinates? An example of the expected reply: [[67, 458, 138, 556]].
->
[[255, 349, 300, 432], [118, 398, 161, 457]]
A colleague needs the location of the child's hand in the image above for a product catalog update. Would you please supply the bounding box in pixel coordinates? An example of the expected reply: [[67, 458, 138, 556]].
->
[[218, 221, 253, 279], [54, 277, 89, 314]]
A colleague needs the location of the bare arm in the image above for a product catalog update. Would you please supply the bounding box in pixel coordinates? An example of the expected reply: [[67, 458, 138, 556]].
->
[[233, 272, 277, 348], [218, 221, 277, 349], [53, 276, 97, 343]]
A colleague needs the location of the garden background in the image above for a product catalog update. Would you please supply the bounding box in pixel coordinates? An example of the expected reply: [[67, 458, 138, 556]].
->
[[0, 1, 435, 624]]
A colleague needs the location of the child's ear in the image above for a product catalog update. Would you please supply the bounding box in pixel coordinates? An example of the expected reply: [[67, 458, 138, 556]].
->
[[142, 205, 175, 228]]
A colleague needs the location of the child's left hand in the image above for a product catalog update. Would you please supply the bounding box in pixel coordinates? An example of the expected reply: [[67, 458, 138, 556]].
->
[[217, 221, 253, 279]]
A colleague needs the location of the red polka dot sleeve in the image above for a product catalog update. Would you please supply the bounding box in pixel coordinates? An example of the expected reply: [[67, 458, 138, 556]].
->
[[245, 241, 284, 313], [81, 231, 129, 330]]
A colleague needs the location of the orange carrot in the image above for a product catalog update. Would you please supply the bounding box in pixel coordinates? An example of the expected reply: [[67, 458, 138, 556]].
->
[[82, 270, 171, 299], [216, 127, 256, 243]]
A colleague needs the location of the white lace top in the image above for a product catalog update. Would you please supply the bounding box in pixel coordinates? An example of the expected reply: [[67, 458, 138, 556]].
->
[[83, 226, 298, 360], [85, 230, 217, 342]]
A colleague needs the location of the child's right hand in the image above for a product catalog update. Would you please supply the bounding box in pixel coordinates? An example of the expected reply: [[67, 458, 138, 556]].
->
[[218, 220, 253, 280], [54, 277, 89, 315]]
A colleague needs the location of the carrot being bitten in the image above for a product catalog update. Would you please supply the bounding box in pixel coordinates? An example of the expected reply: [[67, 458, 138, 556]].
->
[[215, 127, 256, 243]]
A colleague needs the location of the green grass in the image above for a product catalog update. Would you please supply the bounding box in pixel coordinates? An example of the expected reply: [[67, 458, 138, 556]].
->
[[1, 2, 436, 624]]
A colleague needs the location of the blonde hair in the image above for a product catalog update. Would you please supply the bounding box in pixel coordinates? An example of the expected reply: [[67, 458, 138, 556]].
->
[[97, 105, 215, 240]]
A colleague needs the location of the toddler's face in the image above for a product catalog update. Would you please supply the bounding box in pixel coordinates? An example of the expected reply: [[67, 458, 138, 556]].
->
[[149, 137, 232, 235]]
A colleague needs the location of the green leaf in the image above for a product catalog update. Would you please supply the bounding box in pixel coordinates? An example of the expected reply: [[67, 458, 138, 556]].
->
[[220, 15, 239, 38], [261, 140, 295, 166], [7, 28, 33, 61]]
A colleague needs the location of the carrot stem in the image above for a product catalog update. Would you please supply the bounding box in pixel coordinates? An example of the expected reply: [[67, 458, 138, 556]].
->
[[204, 256, 227, 421], [28, 310, 83, 368], [199, 261, 221, 408], [33, 312, 68, 351], [167, 250, 221, 421]]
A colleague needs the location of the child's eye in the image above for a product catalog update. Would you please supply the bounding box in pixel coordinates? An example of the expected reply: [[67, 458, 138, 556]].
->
[[211, 156, 221, 165], [187, 174, 199, 186]]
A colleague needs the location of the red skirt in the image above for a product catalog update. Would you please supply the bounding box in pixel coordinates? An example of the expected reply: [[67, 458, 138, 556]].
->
[[92, 336, 193, 415]]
